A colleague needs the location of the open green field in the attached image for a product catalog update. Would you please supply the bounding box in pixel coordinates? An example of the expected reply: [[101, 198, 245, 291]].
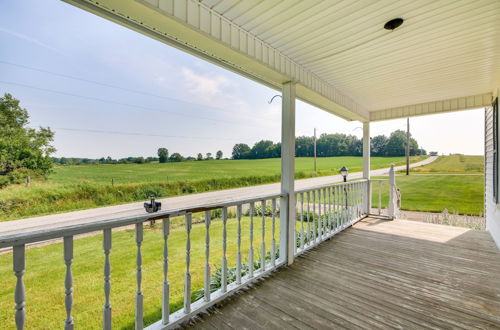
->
[[0, 215, 283, 329], [50, 156, 417, 185], [0, 156, 423, 221], [374, 174, 484, 215], [406, 154, 483, 173], [377, 155, 485, 215]]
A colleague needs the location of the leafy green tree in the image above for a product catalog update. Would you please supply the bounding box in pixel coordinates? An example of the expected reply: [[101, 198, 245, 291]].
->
[[169, 153, 184, 162], [216, 150, 223, 160], [232, 143, 250, 159], [157, 148, 169, 163], [0, 93, 55, 186], [197, 153, 203, 161], [371, 135, 388, 156], [205, 152, 213, 160]]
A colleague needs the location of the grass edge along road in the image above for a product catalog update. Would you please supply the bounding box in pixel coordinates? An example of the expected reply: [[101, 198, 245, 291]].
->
[[0, 156, 425, 221]]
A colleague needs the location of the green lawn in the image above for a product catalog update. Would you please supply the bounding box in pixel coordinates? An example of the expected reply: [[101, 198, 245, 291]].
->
[[0, 156, 424, 221], [0, 215, 283, 329], [407, 154, 483, 173], [50, 156, 419, 185], [372, 155, 484, 215]]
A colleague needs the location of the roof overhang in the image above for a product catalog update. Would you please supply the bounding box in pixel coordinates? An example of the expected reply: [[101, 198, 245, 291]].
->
[[63, 0, 500, 122]]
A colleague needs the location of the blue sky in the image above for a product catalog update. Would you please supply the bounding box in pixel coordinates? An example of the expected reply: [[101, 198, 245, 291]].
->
[[0, 0, 484, 158]]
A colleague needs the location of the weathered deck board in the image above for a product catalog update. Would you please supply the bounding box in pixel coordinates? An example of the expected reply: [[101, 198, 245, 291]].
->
[[186, 218, 500, 329]]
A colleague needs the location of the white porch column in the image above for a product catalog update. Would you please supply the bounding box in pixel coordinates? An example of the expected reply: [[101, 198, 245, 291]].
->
[[362, 122, 371, 214], [388, 164, 396, 219], [280, 82, 296, 265]]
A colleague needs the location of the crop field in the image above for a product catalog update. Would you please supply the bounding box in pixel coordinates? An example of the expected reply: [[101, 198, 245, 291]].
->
[[0, 156, 423, 221], [49, 156, 418, 185]]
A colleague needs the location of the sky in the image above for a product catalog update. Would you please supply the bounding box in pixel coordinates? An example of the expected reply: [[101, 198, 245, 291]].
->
[[0, 0, 485, 159]]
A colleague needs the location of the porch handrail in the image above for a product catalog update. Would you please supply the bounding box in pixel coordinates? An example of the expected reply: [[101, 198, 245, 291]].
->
[[1, 180, 375, 330]]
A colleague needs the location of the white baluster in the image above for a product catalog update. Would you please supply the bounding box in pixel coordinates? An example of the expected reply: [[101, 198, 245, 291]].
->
[[261, 200, 266, 271], [236, 205, 242, 284], [13, 245, 25, 330], [328, 187, 333, 233], [300, 193, 304, 250], [318, 189, 322, 241], [221, 207, 228, 292], [162, 217, 170, 325], [306, 191, 311, 246], [63, 236, 74, 330], [249, 202, 254, 278], [103, 229, 112, 330], [312, 191, 317, 245], [323, 188, 327, 236], [271, 199, 276, 267], [378, 181, 382, 215], [135, 223, 144, 330], [184, 213, 192, 314], [204, 211, 211, 301]]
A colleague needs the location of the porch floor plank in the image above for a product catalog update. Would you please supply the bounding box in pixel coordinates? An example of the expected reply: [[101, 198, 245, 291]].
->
[[185, 218, 500, 329]]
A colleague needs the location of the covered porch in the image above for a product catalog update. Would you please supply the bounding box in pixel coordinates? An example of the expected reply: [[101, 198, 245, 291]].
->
[[1, 0, 499, 329]]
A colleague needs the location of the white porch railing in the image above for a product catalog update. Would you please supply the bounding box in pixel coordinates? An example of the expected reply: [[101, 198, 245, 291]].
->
[[0, 179, 395, 329]]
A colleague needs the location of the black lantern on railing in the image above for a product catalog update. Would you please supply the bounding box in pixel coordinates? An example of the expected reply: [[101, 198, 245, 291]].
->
[[340, 166, 349, 182]]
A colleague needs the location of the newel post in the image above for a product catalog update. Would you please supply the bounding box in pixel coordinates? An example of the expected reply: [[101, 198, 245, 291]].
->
[[280, 81, 296, 265], [388, 164, 396, 219], [362, 122, 371, 215]]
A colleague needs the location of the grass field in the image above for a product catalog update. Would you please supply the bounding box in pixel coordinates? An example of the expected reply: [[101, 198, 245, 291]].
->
[[50, 156, 417, 185], [405, 154, 483, 173], [0, 156, 424, 221], [0, 215, 283, 329], [377, 154, 485, 215], [374, 174, 484, 215]]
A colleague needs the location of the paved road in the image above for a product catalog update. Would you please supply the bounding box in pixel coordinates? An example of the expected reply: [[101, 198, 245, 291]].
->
[[0, 156, 437, 236]]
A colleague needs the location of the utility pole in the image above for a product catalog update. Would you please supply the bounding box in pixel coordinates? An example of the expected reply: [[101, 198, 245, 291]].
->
[[313, 128, 317, 172], [406, 117, 410, 175]]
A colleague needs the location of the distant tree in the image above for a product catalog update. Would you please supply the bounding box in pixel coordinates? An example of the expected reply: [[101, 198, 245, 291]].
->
[[134, 157, 145, 164], [169, 153, 184, 162], [429, 151, 438, 156], [0, 94, 56, 186], [158, 148, 169, 163], [371, 135, 388, 156], [205, 152, 213, 160], [295, 136, 314, 157], [250, 140, 276, 159], [216, 150, 223, 160], [197, 153, 203, 161], [232, 143, 251, 159]]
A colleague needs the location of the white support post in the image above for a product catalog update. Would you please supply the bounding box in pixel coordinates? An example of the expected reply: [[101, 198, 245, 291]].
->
[[363, 122, 371, 215], [280, 81, 296, 265], [388, 164, 396, 219]]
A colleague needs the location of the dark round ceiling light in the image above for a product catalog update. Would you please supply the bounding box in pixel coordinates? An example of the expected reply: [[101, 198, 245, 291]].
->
[[384, 18, 404, 30]]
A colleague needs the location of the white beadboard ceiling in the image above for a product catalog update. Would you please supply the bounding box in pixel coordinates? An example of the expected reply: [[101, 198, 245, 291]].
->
[[64, 0, 500, 121]]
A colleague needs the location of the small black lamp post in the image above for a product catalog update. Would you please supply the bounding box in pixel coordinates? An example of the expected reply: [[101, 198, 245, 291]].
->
[[340, 166, 349, 182], [340, 166, 349, 212]]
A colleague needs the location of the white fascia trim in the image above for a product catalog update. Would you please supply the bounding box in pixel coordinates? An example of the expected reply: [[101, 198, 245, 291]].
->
[[370, 93, 493, 121]]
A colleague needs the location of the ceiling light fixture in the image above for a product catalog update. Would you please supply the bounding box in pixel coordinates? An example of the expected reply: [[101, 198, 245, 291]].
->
[[384, 18, 404, 30]]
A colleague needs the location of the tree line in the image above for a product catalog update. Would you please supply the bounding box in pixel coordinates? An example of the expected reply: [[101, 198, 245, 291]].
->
[[232, 130, 427, 159]]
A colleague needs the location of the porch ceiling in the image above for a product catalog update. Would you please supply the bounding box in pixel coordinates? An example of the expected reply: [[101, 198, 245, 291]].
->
[[64, 0, 500, 121]]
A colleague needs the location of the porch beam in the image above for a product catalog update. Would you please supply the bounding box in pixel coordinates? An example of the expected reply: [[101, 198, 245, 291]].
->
[[370, 93, 492, 121], [280, 82, 296, 265], [362, 122, 371, 214]]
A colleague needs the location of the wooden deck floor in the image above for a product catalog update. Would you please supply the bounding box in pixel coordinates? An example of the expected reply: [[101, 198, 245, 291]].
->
[[186, 218, 500, 329]]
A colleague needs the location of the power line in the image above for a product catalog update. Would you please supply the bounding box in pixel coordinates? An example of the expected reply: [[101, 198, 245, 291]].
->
[[30, 126, 243, 141], [0, 79, 253, 126], [0, 59, 250, 117]]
